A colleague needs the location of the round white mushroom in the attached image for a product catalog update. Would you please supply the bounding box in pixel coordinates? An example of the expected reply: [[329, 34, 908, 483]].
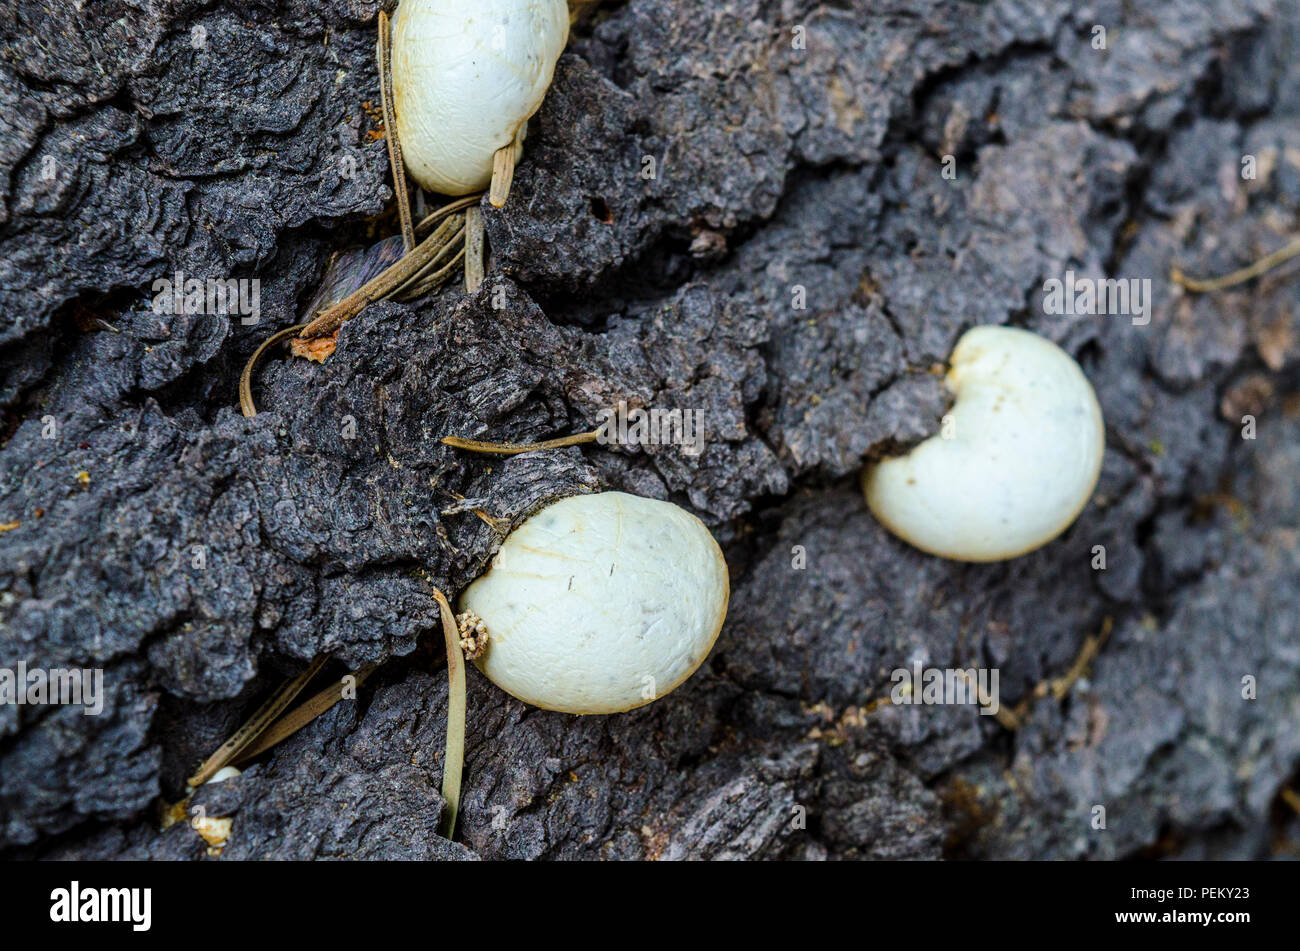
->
[[390, 0, 570, 195], [458, 491, 729, 714], [862, 325, 1105, 561]]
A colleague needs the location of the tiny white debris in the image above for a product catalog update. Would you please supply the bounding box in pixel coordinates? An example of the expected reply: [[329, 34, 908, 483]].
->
[[862, 325, 1105, 561], [390, 0, 569, 194], [459, 492, 729, 714]]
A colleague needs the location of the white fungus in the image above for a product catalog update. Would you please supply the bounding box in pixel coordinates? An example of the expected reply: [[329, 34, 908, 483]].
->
[[862, 325, 1105, 562], [390, 0, 570, 195], [205, 766, 242, 785], [458, 491, 729, 714]]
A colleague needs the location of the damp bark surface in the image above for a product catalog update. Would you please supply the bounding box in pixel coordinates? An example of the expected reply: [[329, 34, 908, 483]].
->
[[1, 0, 1299, 860]]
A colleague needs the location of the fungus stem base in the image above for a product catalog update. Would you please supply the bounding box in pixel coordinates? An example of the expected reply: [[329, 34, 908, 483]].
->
[[489, 140, 517, 208]]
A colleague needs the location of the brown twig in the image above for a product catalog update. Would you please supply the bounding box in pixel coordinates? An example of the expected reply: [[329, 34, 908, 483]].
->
[[441, 429, 601, 455], [377, 9, 415, 252], [995, 616, 1114, 731], [234, 664, 378, 764], [187, 654, 330, 787], [301, 194, 481, 338], [431, 589, 467, 840], [239, 322, 310, 417], [399, 245, 466, 300], [464, 206, 486, 292], [1171, 236, 1300, 293], [390, 216, 465, 298]]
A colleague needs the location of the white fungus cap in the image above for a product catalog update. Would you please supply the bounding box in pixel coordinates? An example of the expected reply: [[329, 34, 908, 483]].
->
[[863, 325, 1105, 562], [390, 0, 570, 195], [458, 492, 729, 714], [205, 766, 242, 785]]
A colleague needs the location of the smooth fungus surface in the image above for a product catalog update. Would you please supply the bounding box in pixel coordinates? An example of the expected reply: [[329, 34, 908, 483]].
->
[[459, 492, 729, 714]]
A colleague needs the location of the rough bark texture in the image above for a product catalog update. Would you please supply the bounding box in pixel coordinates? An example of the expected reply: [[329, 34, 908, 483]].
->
[[2, 0, 1298, 860]]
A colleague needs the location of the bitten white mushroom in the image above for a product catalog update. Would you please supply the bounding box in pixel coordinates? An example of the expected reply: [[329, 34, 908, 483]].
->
[[459, 491, 729, 714], [391, 0, 570, 198], [862, 325, 1105, 561]]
